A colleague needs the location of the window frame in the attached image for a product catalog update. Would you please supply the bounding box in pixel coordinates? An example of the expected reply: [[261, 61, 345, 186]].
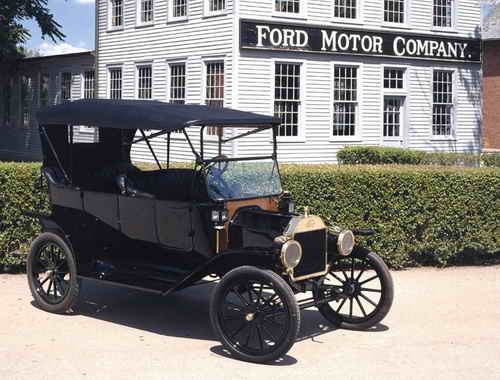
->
[[431, 0, 456, 32], [272, 0, 308, 20], [381, 65, 408, 94], [81, 69, 96, 99], [136, 63, 154, 100], [430, 68, 457, 140], [271, 59, 306, 143], [203, 58, 225, 139], [39, 72, 50, 107], [167, 60, 187, 104], [382, 0, 410, 28], [332, 0, 364, 25], [2, 78, 13, 127], [20, 74, 34, 128], [108, 65, 124, 100], [60, 72, 72, 103], [108, 0, 124, 31], [136, 0, 154, 27], [204, 0, 227, 18], [168, 0, 189, 22], [330, 62, 363, 142]]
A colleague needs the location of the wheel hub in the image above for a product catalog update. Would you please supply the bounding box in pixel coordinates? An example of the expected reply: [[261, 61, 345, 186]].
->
[[245, 313, 255, 322], [344, 280, 360, 297]]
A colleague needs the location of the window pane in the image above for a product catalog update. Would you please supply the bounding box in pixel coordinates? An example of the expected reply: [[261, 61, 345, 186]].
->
[[274, 63, 301, 137], [209, 0, 225, 12], [40, 74, 50, 106], [111, 0, 123, 27], [432, 70, 453, 136], [384, 0, 405, 23], [138, 66, 153, 99], [383, 97, 402, 137], [275, 0, 300, 13], [61, 72, 72, 101], [206, 62, 224, 136], [433, 0, 453, 27], [333, 66, 358, 136], [170, 63, 186, 104], [141, 0, 154, 23], [334, 0, 357, 19], [172, 0, 187, 17], [383, 68, 405, 89], [109, 68, 122, 99], [84, 71, 95, 99]]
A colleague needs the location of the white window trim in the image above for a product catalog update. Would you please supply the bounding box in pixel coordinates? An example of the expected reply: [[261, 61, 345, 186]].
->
[[166, 59, 188, 103], [380, 64, 409, 95], [107, 0, 124, 31], [107, 64, 124, 100], [429, 67, 457, 141], [202, 57, 226, 140], [329, 62, 363, 143], [270, 58, 306, 143], [168, 0, 189, 22], [431, 0, 457, 33], [272, 0, 308, 20], [135, 62, 154, 100], [136, 0, 155, 27], [203, 0, 227, 18], [331, 0, 364, 26], [382, 0, 411, 29]]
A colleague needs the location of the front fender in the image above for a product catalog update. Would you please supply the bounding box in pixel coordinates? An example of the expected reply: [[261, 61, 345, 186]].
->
[[24, 211, 66, 237]]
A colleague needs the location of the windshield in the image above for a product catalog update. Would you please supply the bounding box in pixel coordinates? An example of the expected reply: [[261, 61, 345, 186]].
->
[[206, 159, 283, 201]]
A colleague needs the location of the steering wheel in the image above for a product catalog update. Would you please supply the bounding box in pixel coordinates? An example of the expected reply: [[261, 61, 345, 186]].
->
[[208, 155, 233, 198]]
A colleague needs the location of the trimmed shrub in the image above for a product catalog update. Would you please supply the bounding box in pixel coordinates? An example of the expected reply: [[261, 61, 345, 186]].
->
[[0, 162, 499, 269], [482, 153, 500, 168], [337, 146, 482, 167]]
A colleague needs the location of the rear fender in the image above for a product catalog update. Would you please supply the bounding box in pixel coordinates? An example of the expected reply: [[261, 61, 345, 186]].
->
[[24, 212, 66, 237]]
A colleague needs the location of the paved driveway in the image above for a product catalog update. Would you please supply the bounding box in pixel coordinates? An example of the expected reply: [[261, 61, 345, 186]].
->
[[1, 266, 499, 380]]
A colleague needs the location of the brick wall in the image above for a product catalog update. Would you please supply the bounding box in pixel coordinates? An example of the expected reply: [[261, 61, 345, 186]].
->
[[483, 40, 500, 151]]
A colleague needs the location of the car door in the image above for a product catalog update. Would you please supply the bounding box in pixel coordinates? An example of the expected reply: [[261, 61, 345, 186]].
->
[[155, 200, 193, 251]]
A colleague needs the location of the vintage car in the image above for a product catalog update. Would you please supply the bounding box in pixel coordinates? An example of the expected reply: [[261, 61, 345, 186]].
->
[[27, 99, 393, 363]]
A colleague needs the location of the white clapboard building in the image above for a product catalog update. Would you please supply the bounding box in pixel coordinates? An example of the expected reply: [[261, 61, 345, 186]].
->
[[0, 1, 482, 163]]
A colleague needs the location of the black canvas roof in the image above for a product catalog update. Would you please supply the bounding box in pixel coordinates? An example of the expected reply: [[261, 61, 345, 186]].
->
[[37, 99, 281, 131]]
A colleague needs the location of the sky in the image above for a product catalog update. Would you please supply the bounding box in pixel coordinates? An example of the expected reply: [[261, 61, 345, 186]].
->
[[22, 0, 96, 56], [22, 1, 499, 57]]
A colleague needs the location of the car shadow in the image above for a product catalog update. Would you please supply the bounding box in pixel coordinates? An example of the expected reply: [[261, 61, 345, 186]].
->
[[48, 279, 387, 364]]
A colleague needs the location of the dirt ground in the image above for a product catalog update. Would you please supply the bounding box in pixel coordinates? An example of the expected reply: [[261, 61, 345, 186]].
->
[[1, 265, 499, 380]]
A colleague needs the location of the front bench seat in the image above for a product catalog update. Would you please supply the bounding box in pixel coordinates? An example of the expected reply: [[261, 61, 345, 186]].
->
[[116, 174, 155, 199]]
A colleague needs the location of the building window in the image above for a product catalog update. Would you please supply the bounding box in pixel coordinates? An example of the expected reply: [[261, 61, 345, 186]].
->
[[383, 68, 405, 90], [2, 81, 11, 126], [383, 97, 403, 137], [170, 63, 186, 104], [208, 0, 225, 14], [110, 0, 123, 28], [61, 72, 72, 102], [384, 0, 405, 23], [21, 75, 33, 127], [274, 63, 301, 138], [171, 0, 188, 19], [109, 68, 122, 99], [205, 61, 224, 136], [40, 74, 50, 106], [334, 0, 358, 19], [433, 0, 453, 28], [138, 65, 153, 99], [275, 0, 300, 14], [83, 71, 95, 99], [432, 70, 454, 137], [333, 66, 358, 137], [139, 0, 154, 24]]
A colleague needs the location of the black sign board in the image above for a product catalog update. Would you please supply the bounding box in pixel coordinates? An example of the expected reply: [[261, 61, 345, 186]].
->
[[240, 20, 481, 63]]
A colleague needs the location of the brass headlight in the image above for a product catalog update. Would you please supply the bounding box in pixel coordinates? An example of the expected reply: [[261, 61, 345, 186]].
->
[[337, 230, 355, 256], [280, 240, 302, 270]]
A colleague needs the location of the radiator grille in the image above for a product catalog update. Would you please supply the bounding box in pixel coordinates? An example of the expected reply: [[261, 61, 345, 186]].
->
[[293, 228, 327, 279]]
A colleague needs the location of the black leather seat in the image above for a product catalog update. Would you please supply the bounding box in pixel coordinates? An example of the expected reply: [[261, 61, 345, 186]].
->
[[116, 174, 155, 199]]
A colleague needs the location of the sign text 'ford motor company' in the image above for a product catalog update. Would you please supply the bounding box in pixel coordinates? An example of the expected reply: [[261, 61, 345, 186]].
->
[[240, 20, 481, 63]]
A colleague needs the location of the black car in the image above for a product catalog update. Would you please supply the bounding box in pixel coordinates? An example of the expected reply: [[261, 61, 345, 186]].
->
[[26, 99, 393, 363]]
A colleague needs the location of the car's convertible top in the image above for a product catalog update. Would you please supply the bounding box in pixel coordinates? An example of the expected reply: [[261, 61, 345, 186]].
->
[[37, 99, 281, 131]]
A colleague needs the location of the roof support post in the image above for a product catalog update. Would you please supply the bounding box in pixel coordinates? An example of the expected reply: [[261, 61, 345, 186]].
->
[[40, 125, 72, 184], [140, 129, 162, 170]]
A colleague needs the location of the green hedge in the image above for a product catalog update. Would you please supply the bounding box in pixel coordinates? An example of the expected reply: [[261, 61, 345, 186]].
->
[[337, 146, 498, 167], [1, 162, 499, 269]]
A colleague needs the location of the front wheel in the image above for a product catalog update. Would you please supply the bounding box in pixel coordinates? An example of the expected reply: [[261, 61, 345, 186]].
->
[[313, 249, 394, 330], [210, 266, 300, 363]]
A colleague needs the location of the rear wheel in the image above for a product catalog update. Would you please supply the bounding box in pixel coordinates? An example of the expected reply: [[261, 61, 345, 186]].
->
[[314, 250, 393, 330], [210, 266, 300, 363], [27, 232, 80, 314]]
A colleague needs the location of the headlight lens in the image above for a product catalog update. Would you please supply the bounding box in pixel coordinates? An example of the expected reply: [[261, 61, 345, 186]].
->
[[280, 240, 302, 270], [211, 209, 229, 224], [337, 230, 355, 256]]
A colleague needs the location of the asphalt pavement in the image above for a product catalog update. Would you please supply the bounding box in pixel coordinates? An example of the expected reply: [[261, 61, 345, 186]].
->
[[1, 265, 499, 380]]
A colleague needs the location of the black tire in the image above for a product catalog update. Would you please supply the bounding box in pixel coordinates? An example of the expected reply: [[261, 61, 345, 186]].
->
[[210, 266, 300, 363], [27, 232, 80, 314], [314, 250, 394, 330]]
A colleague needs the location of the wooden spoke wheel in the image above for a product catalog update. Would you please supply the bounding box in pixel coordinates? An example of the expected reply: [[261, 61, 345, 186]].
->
[[27, 232, 80, 313], [314, 250, 394, 330], [210, 266, 300, 363]]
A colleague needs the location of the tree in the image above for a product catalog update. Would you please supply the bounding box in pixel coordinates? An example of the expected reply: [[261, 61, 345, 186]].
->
[[0, 0, 65, 62]]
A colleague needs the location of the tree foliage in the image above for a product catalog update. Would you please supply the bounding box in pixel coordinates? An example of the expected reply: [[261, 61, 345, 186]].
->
[[0, 0, 65, 62]]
